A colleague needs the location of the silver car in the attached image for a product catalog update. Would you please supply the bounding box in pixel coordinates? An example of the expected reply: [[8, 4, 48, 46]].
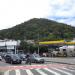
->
[[31, 54, 45, 63]]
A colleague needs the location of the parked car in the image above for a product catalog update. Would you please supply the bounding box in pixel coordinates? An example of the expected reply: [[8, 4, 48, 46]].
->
[[1, 52, 13, 60], [30, 54, 45, 63], [5, 54, 22, 64], [18, 54, 26, 61], [1, 52, 7, 59]]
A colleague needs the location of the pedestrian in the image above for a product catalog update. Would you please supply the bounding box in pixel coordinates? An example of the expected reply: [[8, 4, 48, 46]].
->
[[25, 53, 31, 65]]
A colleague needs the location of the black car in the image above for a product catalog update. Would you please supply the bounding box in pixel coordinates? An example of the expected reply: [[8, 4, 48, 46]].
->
[[5, 54, 22, 64], [30, 54, 45, 63]]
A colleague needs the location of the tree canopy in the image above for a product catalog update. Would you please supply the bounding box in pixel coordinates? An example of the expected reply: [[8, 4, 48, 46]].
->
[[0, 18, 75, 41]]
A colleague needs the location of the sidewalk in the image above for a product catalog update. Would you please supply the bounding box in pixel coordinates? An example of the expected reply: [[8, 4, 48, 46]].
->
[[43, 57, 75, 65]]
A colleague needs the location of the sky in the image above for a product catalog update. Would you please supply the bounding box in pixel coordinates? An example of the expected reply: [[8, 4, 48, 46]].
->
[[0, 0, 75, 30]]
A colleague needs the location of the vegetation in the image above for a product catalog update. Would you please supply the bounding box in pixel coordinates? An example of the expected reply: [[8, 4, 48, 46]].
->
[[0, 18, 75, 41]]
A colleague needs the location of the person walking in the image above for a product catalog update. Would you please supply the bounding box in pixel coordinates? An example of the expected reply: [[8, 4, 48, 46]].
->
[[25, 53, 31, 65]]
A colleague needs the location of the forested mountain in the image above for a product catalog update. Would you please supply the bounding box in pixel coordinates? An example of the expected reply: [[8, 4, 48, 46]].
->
[[0, 18, 75, 41]]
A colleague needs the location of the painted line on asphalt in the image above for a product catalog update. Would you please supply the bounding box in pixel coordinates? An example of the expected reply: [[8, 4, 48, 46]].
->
[[53, 68, 73, 75], [25, 69, 33, 75], [44, 68, 61, 75], [0, 64, 70, 70], [35, 69, 47, 75], [63, 67, 75, 72], [15, 69, 21, 75], [4, 70, 10, 75]]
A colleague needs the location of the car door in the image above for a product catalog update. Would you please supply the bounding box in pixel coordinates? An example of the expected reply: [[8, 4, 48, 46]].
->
[[5, 55, 11, 63]]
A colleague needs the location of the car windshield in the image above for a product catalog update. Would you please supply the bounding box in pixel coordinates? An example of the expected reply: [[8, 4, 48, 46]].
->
[[12, 55, 20, 59], [34, 54, 40, 58]]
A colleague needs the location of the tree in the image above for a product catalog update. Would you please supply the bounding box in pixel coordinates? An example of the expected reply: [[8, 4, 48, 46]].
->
[[20, 40, 29, 52]]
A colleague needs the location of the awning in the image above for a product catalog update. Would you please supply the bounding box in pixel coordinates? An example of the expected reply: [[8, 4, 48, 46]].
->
[[39, 40, 75, 45], [65, 42, 75, 45], [39, 40, 65, 45]]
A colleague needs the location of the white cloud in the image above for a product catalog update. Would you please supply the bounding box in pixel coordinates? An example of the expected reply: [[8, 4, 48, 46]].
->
[[48, 0, 75, 26], [0, 0, 50, 30], [0, 0, 75, 30]]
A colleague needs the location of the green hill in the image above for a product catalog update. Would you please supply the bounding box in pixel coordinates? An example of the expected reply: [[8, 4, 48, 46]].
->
[[0, 18, 75, 41]]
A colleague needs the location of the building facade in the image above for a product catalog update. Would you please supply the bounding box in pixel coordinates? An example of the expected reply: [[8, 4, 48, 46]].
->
[[0, 40, 20, 54]]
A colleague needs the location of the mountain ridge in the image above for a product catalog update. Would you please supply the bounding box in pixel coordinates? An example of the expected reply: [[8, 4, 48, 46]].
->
[[0, 18, 75, 41]]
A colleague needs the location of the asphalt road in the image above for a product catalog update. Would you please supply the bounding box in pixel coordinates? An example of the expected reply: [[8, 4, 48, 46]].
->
[[0, 61, 11, 67], [42, 57, 75, 65], [0, 60, 75, 75], [1, 64, 75, 75], [0, 60, 53, 67]]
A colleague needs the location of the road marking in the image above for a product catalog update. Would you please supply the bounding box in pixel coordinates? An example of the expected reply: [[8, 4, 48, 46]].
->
[[44, 68, 61, 75], [0, 64, 69, 70], [15, 69, 20, 75], [4, 70, 10, 75], [26, 69, 33, 75], [53, 68, 73, 75], [3, 67, 75, 75], [35, 69, 47, 75], [63, 68, 75, 72]]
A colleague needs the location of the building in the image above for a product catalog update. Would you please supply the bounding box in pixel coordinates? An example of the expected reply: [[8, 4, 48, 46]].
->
[[0, 39, 20, 54], [39, 39, 75, 57], [59, 39, 75, 57]]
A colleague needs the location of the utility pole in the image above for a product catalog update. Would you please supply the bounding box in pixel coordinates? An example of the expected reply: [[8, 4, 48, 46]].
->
[[5, 40, 7, 52], [38, 33, 40, 55], [14, 46, 16, 54]]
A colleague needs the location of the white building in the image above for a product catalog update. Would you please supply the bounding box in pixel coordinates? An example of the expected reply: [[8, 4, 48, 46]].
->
[[0, 40, 20, 54], [59, 46, 75, 56], [59, 39, 75, 57]]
